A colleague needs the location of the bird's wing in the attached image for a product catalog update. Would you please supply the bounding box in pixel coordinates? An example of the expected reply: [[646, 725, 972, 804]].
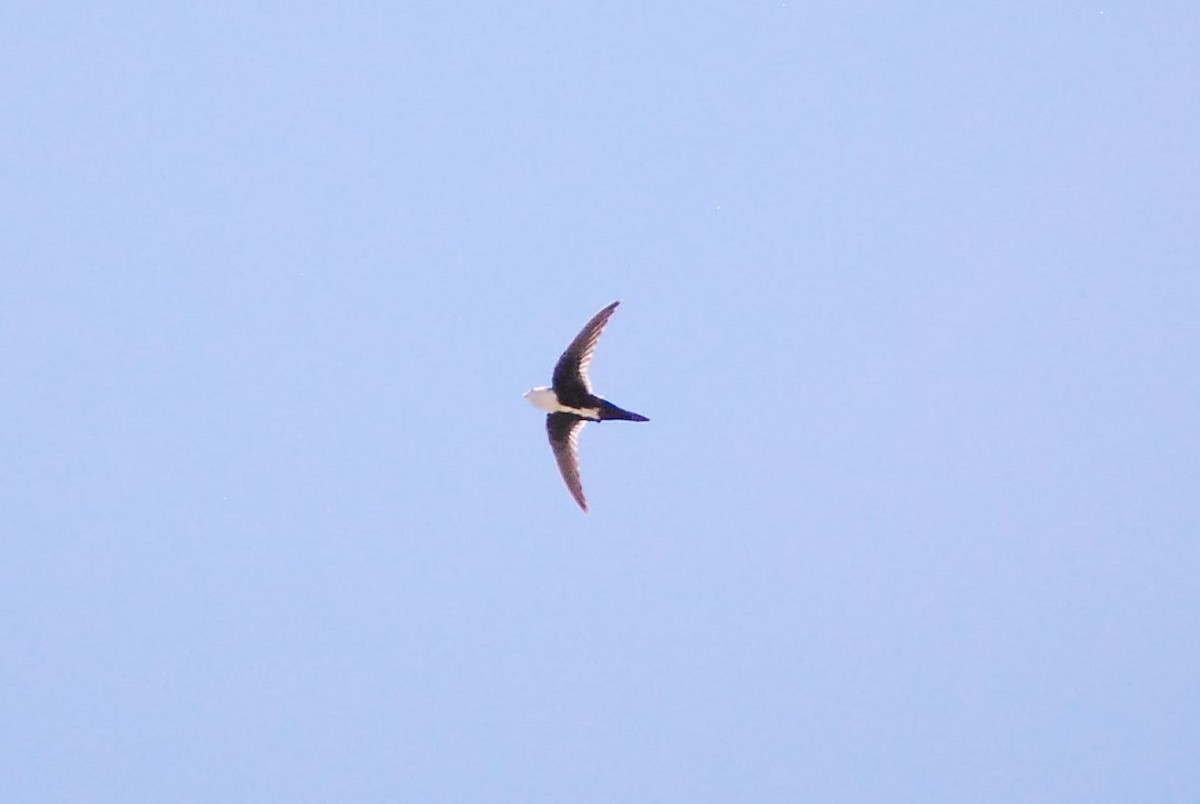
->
[[547, 412, 588, 512], [552, 300, 620, 398]]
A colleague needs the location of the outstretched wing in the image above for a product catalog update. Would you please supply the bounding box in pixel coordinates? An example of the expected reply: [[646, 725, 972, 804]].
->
[[547, 412, 588, 512], [552, 300, 620, 400]]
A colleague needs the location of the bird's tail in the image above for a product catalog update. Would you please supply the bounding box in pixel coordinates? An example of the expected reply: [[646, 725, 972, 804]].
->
[[598, 400, 649, 422]]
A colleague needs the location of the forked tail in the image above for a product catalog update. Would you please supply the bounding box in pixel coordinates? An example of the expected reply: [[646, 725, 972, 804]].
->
[[598, 400, 650, 422]]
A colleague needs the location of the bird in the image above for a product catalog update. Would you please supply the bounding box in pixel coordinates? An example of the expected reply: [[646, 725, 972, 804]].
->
[[524, 300, 649, 512]]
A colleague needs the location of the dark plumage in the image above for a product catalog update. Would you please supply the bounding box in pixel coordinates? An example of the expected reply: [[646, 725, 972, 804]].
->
[[525, 301, 649, 511]]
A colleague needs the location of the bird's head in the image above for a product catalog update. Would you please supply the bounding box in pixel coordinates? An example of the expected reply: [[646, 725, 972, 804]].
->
[[524, 386, 557, 412]]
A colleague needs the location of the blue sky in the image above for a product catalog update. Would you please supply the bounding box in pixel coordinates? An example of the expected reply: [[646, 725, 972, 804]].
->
[[2, 3, 1198, 802]]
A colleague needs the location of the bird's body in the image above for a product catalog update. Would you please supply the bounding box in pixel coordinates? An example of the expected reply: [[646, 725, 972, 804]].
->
[[524, 301, 648, 511], [523, 386, 646, 423]]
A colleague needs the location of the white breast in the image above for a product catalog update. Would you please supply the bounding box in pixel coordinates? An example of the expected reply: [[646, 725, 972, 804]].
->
[[524, 387, 601, 420], [524, 387, 560, 412]]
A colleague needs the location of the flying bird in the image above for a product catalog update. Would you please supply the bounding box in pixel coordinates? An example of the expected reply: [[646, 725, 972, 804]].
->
[[524, 300, 649, 512]]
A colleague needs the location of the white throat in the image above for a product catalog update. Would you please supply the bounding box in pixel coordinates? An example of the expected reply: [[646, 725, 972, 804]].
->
[[524, 386, 602, 420], [524, 386, 560, 413]]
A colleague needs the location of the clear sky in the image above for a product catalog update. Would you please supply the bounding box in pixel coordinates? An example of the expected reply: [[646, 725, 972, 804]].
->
[[2, 3, 1197, 802]]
